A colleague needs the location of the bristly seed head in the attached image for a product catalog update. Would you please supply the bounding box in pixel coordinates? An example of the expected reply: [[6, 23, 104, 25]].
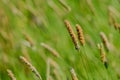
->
[[41, 43, 60, 58], [108, 11, 115, 26], [76, 24, 85, 46], [108, 9, 120, 33], [100, 32, 110, 51], [64, 20, 80, 50], [97, 44, 108, 68], [113, 22, 120, 31], [20, 56, 42, 80], [23, 32, 34, 47], [70, 68, 78, 80], [7, 69, 16, 80]]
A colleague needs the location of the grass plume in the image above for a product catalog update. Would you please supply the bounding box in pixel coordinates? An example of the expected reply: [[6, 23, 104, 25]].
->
[[7, 69, 16, 80], [64, 20, 80, 50], [100, 32, 110, 51], [76, 24, 85, 46], [41, 43, 60, 58], [19, 56, 42, 80], [98, 44, 108, 68], [23, 32, 34, 47], [70, 68, 78, 80]]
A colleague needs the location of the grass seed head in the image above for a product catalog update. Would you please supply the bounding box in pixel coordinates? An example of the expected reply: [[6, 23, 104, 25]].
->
[[20, 56, 42, 80], [100, 32, 110, 51], [97, 44, 108, 68], [41, 43, 60, 58], [113, 22, 120, 32], [70, 68, 78, 80], [64, 20, 80, 50], [7, 69, 16, 80], [23, 32, 34, 47], [108, 11, 115, 26], [76, 24, 85, 46]]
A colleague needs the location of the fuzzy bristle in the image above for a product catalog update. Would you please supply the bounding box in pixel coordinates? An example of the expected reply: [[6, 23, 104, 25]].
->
[[86, 0, 95, 15], [108, 7, 120, 32]]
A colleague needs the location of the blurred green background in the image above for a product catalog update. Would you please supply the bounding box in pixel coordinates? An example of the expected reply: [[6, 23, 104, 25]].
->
[[0, 0, 120, 80]]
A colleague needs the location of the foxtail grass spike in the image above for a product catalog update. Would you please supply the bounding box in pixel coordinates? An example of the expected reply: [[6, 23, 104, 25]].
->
[[23, 32, 34, 47], [49, 58, 59, 69], [20, 56, 42, 80], [113, 22, 120, 32], [70, 68, 78, 80], [41, 43, 60, 58], [97, 44, 108, 68], [7, 69, 16, 80], [76, 24, 85, 46], [86, 0, 96, 15], [108, 9, 115, 26], [100, 32, 110, 51], [64, 20, 80, 50]]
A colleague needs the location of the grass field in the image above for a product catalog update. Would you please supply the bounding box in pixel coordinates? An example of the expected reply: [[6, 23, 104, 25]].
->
[[0, 0, 120, 80]]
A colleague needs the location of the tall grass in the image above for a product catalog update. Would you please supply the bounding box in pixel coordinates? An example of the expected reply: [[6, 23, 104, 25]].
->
[[0, 0, 120, 80]]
